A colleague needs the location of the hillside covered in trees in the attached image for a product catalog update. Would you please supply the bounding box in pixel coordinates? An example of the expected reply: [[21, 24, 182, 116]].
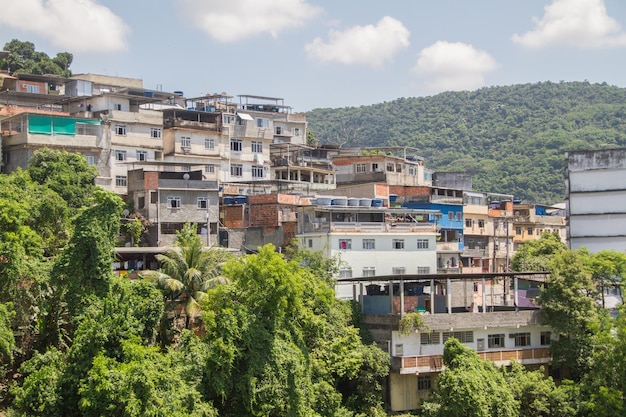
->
[[307, 82, 626, 204]]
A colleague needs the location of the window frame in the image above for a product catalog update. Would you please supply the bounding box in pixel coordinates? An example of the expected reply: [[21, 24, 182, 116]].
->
[[230, 164, 243, 177], [251, 140, 263, 153], [339, 239, 352, 250], [115, 175, 127, 187], [181, 136, 191, 148], [114, 150, 127, 161], [362, 239, 376, 250], [487, 333, 505, 349], [197, 197, 209, 209], [150, 127, 162, 139], [416, 239, 429, 249], [251, 165, 264, 178], [514, 332, 531, 347], [204, 138, 215, 150], [136, 150, 148, 161], [230, 138, 243, 152], [167, 196, 181, 209], [114, 125, 126, 136], [392, 239, 405, 250]]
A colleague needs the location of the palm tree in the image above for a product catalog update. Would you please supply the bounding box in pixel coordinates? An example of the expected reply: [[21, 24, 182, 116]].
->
[[142, 223, 230, 329]]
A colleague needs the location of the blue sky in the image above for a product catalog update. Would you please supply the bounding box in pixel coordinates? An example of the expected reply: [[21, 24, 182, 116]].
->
[[1, 0, 626, 112]]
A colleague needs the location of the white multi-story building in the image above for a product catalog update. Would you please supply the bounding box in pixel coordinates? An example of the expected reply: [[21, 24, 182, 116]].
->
[[297, 204, 439, 298], [566, 148, 626, 252]]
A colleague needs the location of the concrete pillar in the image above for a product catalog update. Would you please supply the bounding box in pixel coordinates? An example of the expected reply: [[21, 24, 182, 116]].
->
[[447, 278, 452, 314], [482, 277, 487, 314], [389, 280, 394, 314], [400, 278, 405, 316], [514, 276, 519, 312], [430, 279, 435, 314]]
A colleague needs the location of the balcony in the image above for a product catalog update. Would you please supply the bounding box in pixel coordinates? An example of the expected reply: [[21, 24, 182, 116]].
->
[[394, 348, 550, 374]]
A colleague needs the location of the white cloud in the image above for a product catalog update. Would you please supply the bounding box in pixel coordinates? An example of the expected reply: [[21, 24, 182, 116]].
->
[[512, 0, 626, 48], [0, 0, 129, 52], [412, 41, 498, 92], [176, 0, 321, 43], [305, 16, 410, 67]]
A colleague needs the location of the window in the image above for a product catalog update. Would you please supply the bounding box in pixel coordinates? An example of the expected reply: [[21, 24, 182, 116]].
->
[[197, 197, 209, 209], [338, 268, 352, 278], [230, 138, 242, 152], [417, 375, 432, 391], [516, 226, 522, 235], [85, 155, 95, 165], [362, 239, 376, 250], [252, 165, 264, 178], [356, 163, 366, 173], [25, 84, 40, 94], [456, 212, 463, 221], [138, 197, 145, 209], [294, 128, 301, 136], [362, 267, 376, 277], [393, 239, 405, 250], [514, 332, 531, 347], [478, 219, 485, 228], [392, 267, 406, 275], [181, 136, 191, 148], [339, 239, 352, 250], [494, 220, 500, 230], [275, 126, 283, 135], [442, 331, 473, 343], [409, 166, 416, 175], [473, 282, 479, 292], [420, 332, 440, 345], [372, 163, 380, 171], [465, 218, 473, 227], [488, 334, 505, 348], [251, 141, 263, 153], [204, 138, 215, 149], [416, 239, 429, 249], [114, 125, 126, 135], [150, 127, 161, 138], [115, 150, 127, 161], [307, 239, 313, 248], [150, 191, 158, 204], [387, 163, 394, 172], [527, 227, 534, 236], [256, 118, 269, 128], [223, 114, 235, 124], [417, 266, 430, 274], [205, 164, 215, 173], [136, 150, 147, 161], [448, 212, 454, 221], [540, 331, 551, 346], [114, 103, 122, 111], [167, 196, 181, 209], [115, 176, 127, 187], [230, 164, 243, 177]]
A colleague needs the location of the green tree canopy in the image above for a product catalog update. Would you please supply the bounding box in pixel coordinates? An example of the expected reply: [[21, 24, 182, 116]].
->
[[28, 147, 98, 210], [0, 39, 73, 77]]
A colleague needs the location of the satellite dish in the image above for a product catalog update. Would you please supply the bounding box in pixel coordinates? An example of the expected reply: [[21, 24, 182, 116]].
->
[[122, 209, 130, 217], [183, 173, 190, 180]]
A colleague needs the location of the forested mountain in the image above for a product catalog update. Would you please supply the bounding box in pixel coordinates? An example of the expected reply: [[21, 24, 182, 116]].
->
[[307, 81, 626, 204]]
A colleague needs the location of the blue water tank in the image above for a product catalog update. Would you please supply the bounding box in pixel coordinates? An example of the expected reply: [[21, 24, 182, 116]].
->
[[372, 198, 383, 207], [223, 196, 235, 205], [234, 196, 247, 205]]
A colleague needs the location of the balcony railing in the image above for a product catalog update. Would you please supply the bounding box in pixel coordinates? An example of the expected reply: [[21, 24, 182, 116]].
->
[[395, 348, 550, 373]]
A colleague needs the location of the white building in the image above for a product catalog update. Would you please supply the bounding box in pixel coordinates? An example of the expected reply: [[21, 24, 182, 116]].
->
[[566, 148, 626, 252], [296, 204, 439, 298]]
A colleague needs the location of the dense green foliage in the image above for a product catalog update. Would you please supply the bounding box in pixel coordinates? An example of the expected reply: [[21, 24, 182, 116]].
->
[[307, 81, 626, 203], [0, 39, 72, 77]]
